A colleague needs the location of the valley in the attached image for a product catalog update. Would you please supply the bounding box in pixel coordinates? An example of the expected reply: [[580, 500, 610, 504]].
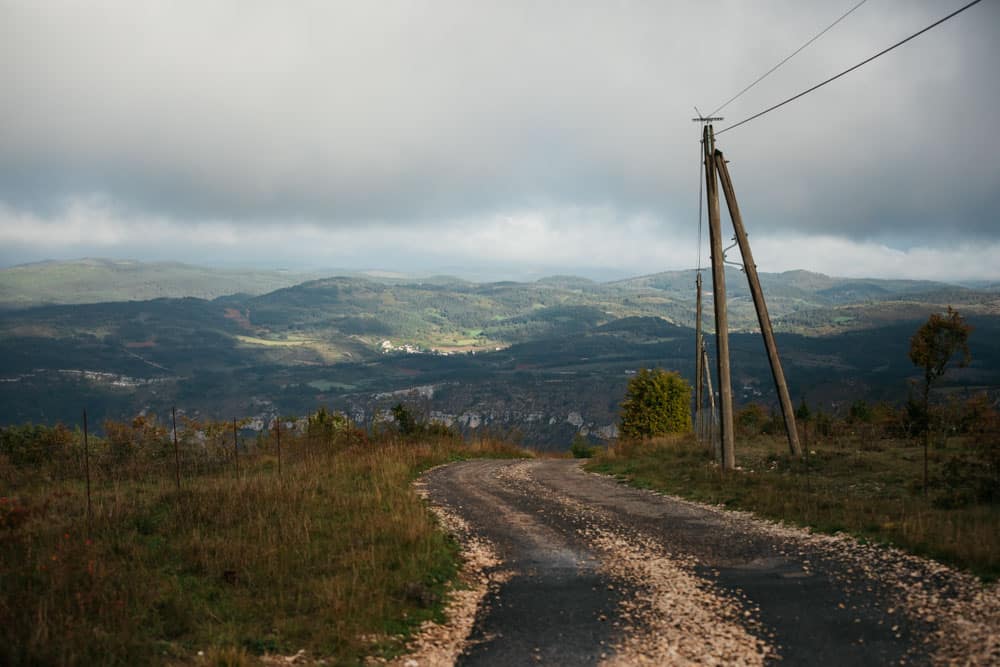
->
[[2, 260, 999, 449]]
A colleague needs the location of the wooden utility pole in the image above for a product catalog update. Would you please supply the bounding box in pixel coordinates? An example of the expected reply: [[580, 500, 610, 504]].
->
[[694, 272, 704, 443], [715, 151, 802, 457], [691, 112, 722, 448], [703, 125, 736, 470]]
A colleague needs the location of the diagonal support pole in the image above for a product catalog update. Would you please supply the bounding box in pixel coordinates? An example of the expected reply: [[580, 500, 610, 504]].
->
[[715, 149, 802, 456], [694, 272, 704, 444], [702, 342, 719, 462]]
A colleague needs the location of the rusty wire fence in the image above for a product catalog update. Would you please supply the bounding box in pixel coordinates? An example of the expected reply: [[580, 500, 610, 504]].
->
[[0, 409, 369, 516]]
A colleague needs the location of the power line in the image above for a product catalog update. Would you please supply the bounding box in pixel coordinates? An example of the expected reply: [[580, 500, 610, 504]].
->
[[691, 107, 719, 272], [697, 139, 704, 272], [716, 0, 985, 136], [709, 0, 870, 117]]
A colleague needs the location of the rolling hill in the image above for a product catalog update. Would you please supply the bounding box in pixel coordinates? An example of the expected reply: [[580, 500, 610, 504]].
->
[[0, 258, 328, 309], [1, 261, 998, 448]]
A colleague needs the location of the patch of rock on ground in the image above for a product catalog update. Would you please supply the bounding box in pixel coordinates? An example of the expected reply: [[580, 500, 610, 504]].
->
[[589, 527, 772, 666], [501, 461, 775, 665]]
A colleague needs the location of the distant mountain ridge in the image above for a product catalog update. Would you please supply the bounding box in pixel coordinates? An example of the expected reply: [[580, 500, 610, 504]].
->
[[0, 258, 329, 309], [3, 258, 994, 315], [611, 267, 957, 300], [3, 260, 998, 342], [1, 259, 998, 447]]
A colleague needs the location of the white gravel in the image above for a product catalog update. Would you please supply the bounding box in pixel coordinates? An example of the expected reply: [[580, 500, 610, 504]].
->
[[504, 461, 774, 664], [401, 459, 1000, 666], [589, 527, 772, 666], [384, 488, 509, 667], [589, 470, 1000, 666]]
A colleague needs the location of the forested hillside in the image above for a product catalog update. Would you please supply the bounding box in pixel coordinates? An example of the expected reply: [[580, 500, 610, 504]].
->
[[2, 263, 998, 448]]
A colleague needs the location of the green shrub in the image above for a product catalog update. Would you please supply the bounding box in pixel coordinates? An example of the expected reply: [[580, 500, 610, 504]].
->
[[736, 403, 767, 437], [936, 432, 1000, 508], [570, 434, 597, 458], [307, 406, 353, 444], [0, 423, 76, 467], [619, 368, 691, 439], [391, 403, 459, 440]]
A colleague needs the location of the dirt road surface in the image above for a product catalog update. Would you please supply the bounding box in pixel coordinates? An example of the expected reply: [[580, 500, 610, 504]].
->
[[403, 459, 999, 666]]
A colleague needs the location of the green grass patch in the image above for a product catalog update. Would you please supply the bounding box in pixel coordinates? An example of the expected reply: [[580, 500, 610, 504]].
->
[[306, 380, 357, 392], [587, 434, 1000, 580]]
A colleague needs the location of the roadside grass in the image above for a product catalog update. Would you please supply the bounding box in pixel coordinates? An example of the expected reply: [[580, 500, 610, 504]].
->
[[0, 434, 529, 666], [587, 434, 1000, 580]]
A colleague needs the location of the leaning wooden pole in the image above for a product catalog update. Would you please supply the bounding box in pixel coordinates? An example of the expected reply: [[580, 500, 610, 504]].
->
[[715, 150, 802, 457], [701, 342, 719, 462], [694, 272, 704, 444], [703, 125, 735, 470]]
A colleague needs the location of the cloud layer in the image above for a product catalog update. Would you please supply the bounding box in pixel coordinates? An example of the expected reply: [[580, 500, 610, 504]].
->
[[2, 1, 998, 278]]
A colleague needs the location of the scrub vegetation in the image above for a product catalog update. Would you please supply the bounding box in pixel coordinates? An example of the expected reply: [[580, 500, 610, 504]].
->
[[589, 397, 1000, 579], [593, 309, 999, 579], [0, 412, 528, 666]]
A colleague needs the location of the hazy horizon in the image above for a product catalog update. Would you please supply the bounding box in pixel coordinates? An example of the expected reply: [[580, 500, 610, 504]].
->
[[3, 254, 997, 288]]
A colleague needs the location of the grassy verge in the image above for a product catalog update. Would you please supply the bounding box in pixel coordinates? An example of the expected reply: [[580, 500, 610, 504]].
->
[[0, 436, 528, 665], [587, 434, 999, 580]]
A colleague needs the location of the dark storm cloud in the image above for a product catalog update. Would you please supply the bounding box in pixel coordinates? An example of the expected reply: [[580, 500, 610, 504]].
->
[[0, 0, 696, 224], [1, 0, 998, 262]]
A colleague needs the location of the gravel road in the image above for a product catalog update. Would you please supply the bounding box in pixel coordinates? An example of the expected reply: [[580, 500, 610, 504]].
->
[[401, 459, 1000, 666]]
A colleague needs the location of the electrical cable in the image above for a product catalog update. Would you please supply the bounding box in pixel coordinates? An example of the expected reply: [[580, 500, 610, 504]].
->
[[709, 0, 870, 117], [716, 0, 984, 136], [697, 139, 704, 272]]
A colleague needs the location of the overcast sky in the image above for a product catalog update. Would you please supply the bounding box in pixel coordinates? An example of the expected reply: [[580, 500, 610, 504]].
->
[[2, 1, 998, 282]]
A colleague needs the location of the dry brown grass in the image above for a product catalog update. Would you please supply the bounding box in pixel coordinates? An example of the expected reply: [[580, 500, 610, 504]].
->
[[0, 426, 529, 665], [589, 433, 1000, 579]]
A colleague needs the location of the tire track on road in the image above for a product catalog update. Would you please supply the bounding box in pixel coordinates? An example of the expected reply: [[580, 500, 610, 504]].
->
[[416, 459, 999, 666], [420, 460, 624, 665]]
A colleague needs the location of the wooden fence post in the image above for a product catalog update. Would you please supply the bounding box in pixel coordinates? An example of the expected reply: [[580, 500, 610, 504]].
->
[[233, 418, 239, 476], [275, 418, 282, 477], [171, 407, 181, 490], [83, 409, 92, 524]]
